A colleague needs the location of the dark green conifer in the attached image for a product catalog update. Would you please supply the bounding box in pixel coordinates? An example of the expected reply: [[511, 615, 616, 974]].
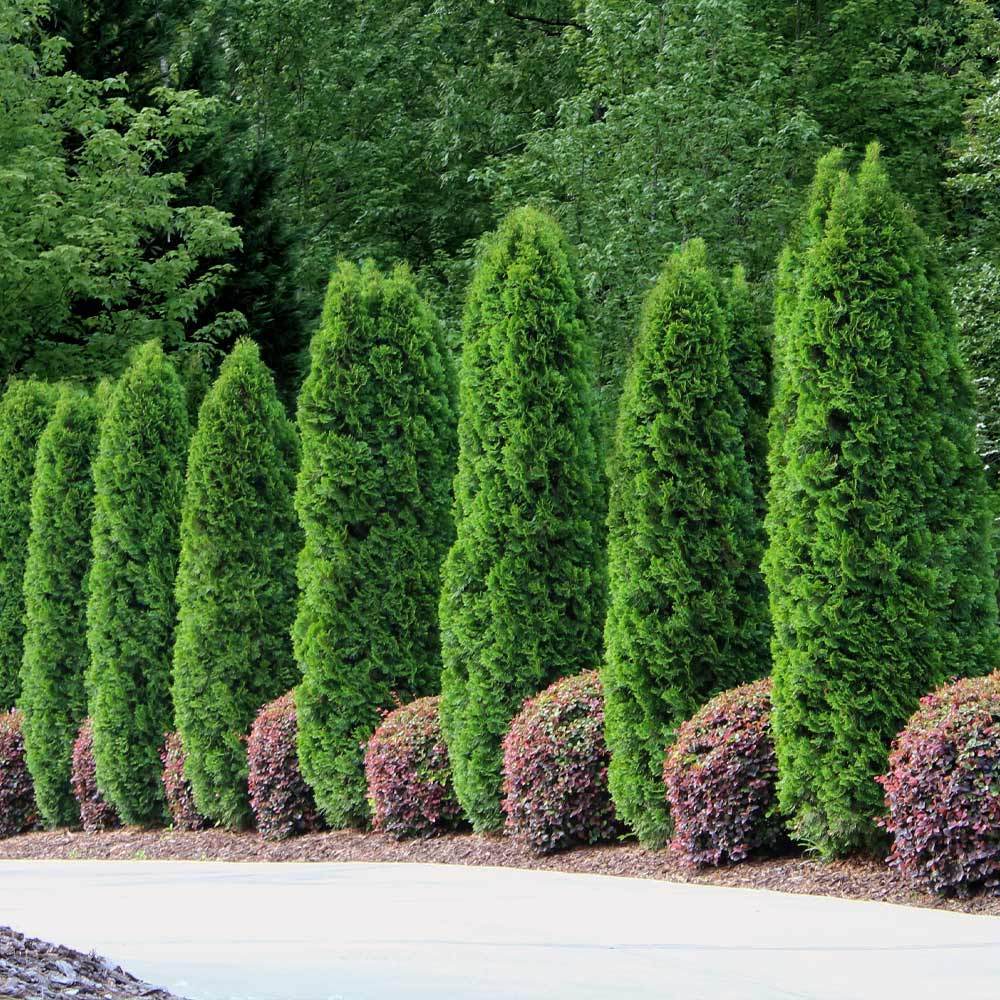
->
[[294, 262, 456, 827], [172, 340, 300, 828], [86, 341, 189, 825], [0, 380, 57, 709], [439, 207, 606, 833], [602, 239, 769, 846], [20, 389, 99, 827], [766, 146, 999, 856]]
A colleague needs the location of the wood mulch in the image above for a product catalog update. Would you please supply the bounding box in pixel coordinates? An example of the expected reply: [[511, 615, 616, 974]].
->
[[0, 926, 186, 999], [2, 827, 998, 917]]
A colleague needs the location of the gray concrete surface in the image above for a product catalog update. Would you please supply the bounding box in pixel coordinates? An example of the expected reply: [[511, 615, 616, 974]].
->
[[2, 860, 999, 999]]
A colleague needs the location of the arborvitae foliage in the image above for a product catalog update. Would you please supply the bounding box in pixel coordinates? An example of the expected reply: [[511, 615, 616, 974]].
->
[[0, 380, 56, 709], [20, 389, 99, 828], [766, 145, 1000, 857], [294, 262, 456, 828], [439, 207, 606, 833], [172, 340, 300, 828], [86, 340, 189, 826], [601, 240, 770, 847], [723, 265, 771, 522]]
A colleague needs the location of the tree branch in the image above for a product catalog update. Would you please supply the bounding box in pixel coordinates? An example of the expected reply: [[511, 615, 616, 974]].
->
[[503, 8, 589, 33]]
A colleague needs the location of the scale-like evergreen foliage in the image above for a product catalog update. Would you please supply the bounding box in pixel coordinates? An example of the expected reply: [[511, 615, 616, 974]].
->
[[439, 207, 606, 832], [766, 146, 1000, 857], [294, 262, 456, 828], [173, 340, 300, 828], [602, 240, 769, 846], [86, 341, 189, 826], [0, 381, 56, 709], [20, 389, 99, 827]]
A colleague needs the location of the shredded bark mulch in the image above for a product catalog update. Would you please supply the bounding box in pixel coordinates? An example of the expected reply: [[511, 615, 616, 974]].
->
[[2, 827, 998, 917], [0, 925, 186, 999]]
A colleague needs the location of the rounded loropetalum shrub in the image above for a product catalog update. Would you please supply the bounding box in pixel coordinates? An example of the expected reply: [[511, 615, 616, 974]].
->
[[664, 679, 784, 868], [248, 693, 323, 841], [161, 733, 208, 832], [502, 671, 619, 854], [70, 719, 119, 833], [879, 674, 1000, 897], [365, 696, 463, 839], [0, 709, 38, 838]]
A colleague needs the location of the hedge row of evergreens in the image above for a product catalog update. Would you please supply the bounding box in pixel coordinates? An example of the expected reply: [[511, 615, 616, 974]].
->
[[0, 148, 995, 857]]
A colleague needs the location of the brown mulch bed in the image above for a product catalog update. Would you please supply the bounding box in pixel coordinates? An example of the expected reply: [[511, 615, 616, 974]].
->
[[0, 926, 186, 999], [2, 827, 998, 917]]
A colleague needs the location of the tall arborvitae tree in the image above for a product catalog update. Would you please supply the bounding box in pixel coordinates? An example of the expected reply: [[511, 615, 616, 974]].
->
[[766, 146, 1000, 857], [439, 207, 606, 833], [294, 262, 456, 827], [0, 380, 57, 709], [173, 339, 300, 828], [20, 389, 99, 827], [87, 341, 189, 825], [602, 240, 769, 847]]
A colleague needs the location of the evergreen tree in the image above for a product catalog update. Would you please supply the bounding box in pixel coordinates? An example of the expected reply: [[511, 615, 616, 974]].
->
[[766, 146, 1000, 857], [173, 339, 300, 828], [0, 380, 57, 708], [86, 340, 189, 825], [439, 207, 606, 833], [20, 389, 99, 827], [602, 240, 769, 847], [294, 262, 456, 828]]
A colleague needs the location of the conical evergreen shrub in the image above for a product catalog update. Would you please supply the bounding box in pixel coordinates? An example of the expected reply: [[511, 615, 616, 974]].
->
[[173, 339, 300, 828], [20, 389, 99, 827], [294, 262, 456, 828], [766, 145, 1000, 857], [602, 239, 770, 846], [439, 207, 606, 832], [0, 381, 57, 709], [86, 340, 189, 825]]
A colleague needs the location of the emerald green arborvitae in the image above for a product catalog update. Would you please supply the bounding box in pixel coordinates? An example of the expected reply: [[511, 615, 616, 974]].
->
[[0, 380, 56, 709], [294, 262, 456, 828], [439, 207, 606, 833], [601, 240, 770, 847], [20, 389, 99, 827], [173, 339, 300, 829], [87, 341, 189, 826], [766, 145, 1000, 857], [723, 265, 771, 522]]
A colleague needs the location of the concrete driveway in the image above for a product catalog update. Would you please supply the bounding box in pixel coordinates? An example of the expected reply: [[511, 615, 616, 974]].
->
[[2, 860, 999, 999]]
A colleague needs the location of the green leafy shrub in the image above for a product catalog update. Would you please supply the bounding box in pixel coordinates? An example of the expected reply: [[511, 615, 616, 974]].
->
[[766, 145, 1000, 857], [20, 389, 99, 828], [172, 339, 300, 828], [365, 696, 463, 839], [0, 709, 38, 838], [70, 719, 119, 833], [440, 207, 606, 832], [86, 340, 189, 826], [602, 239, 769, 846], [0, 380, 56, 708], [294, 262, 456, 828], [161, 732, 207, 831], [664, 679, 784, 867], [502, 670, 618, 854], [248, 692, 322, 841]]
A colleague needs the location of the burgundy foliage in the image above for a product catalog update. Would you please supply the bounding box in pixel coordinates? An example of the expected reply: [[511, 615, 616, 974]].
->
[[879, 673, 1000, 897], [365, 696, 463, 839], [161, 732, 208, 831], [664, 678, 784, 867], [71, 718, 119, 833], [502, 670, 619, 854], [0, 709, 38, 838], [247, 692, 322, 840]]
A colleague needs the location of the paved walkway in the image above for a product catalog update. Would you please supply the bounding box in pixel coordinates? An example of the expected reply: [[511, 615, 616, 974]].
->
[[2, 860, 999, 999]]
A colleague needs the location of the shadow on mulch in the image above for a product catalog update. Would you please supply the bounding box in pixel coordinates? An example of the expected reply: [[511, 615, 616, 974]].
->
[[1, 827, 997, 917]]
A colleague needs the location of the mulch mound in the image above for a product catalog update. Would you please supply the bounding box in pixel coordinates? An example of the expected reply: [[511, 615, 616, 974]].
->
[[0, 926, 186, 999], [2, 827, 999, 916]]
